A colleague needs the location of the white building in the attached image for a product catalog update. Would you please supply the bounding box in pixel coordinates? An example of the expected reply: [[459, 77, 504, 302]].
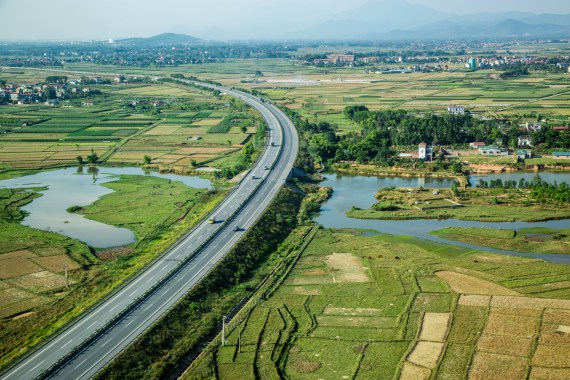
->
[[448, 105, 465, 115]]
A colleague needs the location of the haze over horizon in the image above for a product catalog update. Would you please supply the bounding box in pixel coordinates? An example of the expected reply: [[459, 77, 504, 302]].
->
[[1, 0, 570, 41]]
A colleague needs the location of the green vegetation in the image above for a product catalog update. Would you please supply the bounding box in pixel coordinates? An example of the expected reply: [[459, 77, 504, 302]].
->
[[347, 186, 570, 222], [189, 228, 570, 379], [97, 186, 305, 379], [431, 227, 570, 254], [0, 175, 224, 369]]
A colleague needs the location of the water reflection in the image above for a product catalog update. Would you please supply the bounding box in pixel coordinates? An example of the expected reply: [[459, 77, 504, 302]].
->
[[315, 173, 570, 264], [0, 167, 212, 248]]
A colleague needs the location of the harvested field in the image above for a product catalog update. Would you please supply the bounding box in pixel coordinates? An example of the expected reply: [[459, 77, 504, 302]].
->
[[325, 253, 369, 283], [6, 271, 69, 292], [292, 286, 320, 295], [191, 118, 224, 126], [477, 335, 533, 357], [31, 247, 67, 257], [491, 295, 570, 310], [469, 352, 527, 380], [530, 367, 570, 380], [0, 257, 40, 279], [483, 313, 538, 337], [400, 362, 431, 380], [458, 294, 491, 307], [31, 255, 80, 273], [491, 307, 542, 318], [12, 311, 35, 320], [317, 315, 396, 328], [539, 323, 570, 345], [289, 275, 331, 285], [419, 312, 451, 342], [174, 147, 233, 155], [543, 309, 570, 325], [436, 271, 519, 296], [323, 306, 381, 316], [0, 250, 36, 260], [532, 344, 570, 367], [407, 341, 444, 369]]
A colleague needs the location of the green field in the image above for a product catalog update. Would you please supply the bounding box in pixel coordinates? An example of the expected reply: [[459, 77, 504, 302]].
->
[[190, 228, 570, 379], [347, 187, 570, 222], [431, 227, 570, 254]]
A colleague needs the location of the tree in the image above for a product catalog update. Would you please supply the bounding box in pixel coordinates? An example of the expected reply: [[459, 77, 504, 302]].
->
[[76, 156, 83, 165], [190, 159, 197, 168], [86, 149, 99, 164], [143, 155, 152, 165], [44, 87, 57, 100], [254, 70, 263, 77], [240, 125, 247, 133]]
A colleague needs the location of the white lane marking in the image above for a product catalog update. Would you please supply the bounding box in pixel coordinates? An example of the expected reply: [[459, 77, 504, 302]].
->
[[61, 339, 73, 349], [101, 338, 112, 347], [109, 304, 119, 312], [29, 361, 44, 372], [87, 321, 97, 330], [75, 359, 88, 370]]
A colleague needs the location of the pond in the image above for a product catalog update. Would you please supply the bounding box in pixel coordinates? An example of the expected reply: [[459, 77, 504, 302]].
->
[[470, 172, 570, 187], [315, 173, 570, 264], [0, 166, 212, 248]]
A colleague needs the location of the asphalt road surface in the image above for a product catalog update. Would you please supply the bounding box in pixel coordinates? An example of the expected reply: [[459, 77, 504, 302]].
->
[[1, 82, 298, 380]]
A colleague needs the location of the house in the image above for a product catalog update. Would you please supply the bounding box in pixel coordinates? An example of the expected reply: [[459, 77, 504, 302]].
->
[[517, 149, 531, 159], [518, 136, 532, 147], [418, 142, 433, 161], [479, 146, 509, 156], [45, 99, 59, 106], [469, 142, 485, 149], [526, 122, 542, 132], [327, 54, 355, 63], [83, 100, 94, 106], [553, 151, 570, 159], [448, 105, 465, 115], [553, 126, 569, 131]]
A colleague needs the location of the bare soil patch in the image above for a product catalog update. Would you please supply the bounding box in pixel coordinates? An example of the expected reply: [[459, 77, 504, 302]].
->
[[477, 335, 533, 357], [469, 352, 527, 380], [400, 362, 431, 380], [12, 311, 35, 320], [325, 253, 369, 283], [419, 313, 451, 342], [96, 247, 134, 260], [436, 271, 519, 296], [407, 341, 444, 369], [532, 344, 570, 367], [303, 268, 328, 276], [458, 294, 491, 307], [530, 367, 570, 380], [0, 250, 36, 260], [318, 315, 394, 328], [289, 275, 332, 285], [491, 296, 570, 310]]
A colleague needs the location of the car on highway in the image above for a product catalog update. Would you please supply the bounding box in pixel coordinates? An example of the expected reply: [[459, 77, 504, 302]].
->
[[208, 217, 216, 224], [232, 225, 242, 232], [264, 165, 269, 170]]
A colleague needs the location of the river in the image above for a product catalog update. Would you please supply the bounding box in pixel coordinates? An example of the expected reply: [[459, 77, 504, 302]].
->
[[314, 172, 570, 264]]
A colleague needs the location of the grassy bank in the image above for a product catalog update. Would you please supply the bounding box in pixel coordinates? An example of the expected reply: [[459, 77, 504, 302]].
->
[[0, 176, 224, 369], [190, 228, 570, 379], [347, 187, 570, 222], [431, 227, 570, 255]]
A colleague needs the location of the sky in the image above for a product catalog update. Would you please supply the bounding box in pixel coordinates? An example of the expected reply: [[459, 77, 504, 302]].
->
[[1, 0, 569, 41]]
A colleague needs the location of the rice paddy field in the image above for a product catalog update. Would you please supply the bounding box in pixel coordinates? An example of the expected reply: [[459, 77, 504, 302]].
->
[[190, 228, 570, 380], [0, 76, 258, 171]]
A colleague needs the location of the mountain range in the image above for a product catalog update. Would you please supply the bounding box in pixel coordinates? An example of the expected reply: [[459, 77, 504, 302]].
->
[[124, 1, 570, 43]]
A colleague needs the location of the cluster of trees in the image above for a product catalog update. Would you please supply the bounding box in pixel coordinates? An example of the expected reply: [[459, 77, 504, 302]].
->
[[476, 175, 570, 204]]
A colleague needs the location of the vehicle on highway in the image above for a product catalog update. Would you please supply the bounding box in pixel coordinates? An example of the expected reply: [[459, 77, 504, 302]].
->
[[232, 225, 241, 232], [208, 217, 216, 224], [252, 174, 258, 179], [270, 142, 275, 147], [264, 165, 269, 170]]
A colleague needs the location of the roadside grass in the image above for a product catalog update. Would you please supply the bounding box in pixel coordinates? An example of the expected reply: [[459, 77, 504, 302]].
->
[[191, 228, 570, 379]]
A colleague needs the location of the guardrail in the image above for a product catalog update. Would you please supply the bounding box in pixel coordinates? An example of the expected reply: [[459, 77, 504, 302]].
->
[[32, 82, 289, 380]]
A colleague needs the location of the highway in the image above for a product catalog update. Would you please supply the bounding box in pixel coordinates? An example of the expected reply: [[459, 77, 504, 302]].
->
[[0, 83, 299, 380]]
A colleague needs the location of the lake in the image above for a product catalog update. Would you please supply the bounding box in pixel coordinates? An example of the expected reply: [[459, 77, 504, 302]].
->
[[0, 166, 212, 248], [315, 172, 570, 264]]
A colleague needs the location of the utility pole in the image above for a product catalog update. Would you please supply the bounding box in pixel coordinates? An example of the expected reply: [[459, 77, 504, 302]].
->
[[64, 264, 69, 288], [222, 315, 227, 346]]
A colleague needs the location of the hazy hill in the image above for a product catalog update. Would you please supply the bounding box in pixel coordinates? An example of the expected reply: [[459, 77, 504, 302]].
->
[[118, 33, 203, 46]]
